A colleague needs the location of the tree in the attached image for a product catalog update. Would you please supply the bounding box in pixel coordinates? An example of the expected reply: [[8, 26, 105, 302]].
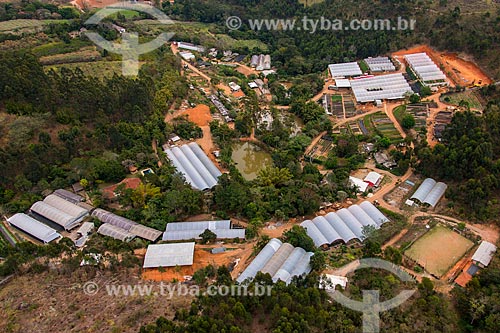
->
[[377, 136, 391, 149], [310, 250, 326, 271], [199, 229, 217, 244], [283, 225, 315, 252], [409, 94, 421, 103], [402, 114, 416, 129]]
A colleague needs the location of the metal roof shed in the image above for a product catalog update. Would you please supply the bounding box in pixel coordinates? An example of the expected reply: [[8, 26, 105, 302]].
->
[[422, 182, 447, 207], [359, 201, 389, 226], [30, 201, 79, 230], [272, 247, 306, 283], [43, 194, 89, 219], [411, 178, 437, 203], [97, 224, 135, 242], [91, 209, 137, 230], [300, 220, 329, 247], [260, 243, 295, 277], [53, 189, 84, 204], [143, 243, 195, 268], [472, 241, 497, 267], [7, 213, 61, 243], [129, 224, 163, 242], [324, 212, 358, 243], [236, 238, 282, 283]]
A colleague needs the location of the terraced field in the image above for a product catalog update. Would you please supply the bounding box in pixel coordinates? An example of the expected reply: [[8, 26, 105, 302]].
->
[[371, 112, 402, 143]]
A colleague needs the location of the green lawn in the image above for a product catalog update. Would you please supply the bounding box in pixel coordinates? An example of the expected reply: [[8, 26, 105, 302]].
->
[[393, 105, 407, 125]]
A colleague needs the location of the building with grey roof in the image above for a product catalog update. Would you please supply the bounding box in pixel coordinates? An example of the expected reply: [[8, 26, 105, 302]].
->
[[328, 62, 362, 78], [300, 201, 390, 247], [164, 143, 222, 191], [163, 220, 245, 241], [53, 189, 84, 204], [92, 208, 162, 242], [410, 178, 447, 208], [350, 73, 413, 103], [404, 53, 448, 87], [236, 239, 313, 285], [472, 241, 497, 268], [364, 57, 396, 72], [97, 224, 135, 242], [143, 242, 195, 268], [7, 213, 61, 243], [30, 201, 81, 230]]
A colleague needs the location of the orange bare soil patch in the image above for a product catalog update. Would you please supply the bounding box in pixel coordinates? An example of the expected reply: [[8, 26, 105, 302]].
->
[[392, 45, 492, 87], [72, 0, 118, 9], [184, 104, 212, 126], [142, 244, 252, 282], [217, 83, 233, 96], [235, 64, 258, 77]]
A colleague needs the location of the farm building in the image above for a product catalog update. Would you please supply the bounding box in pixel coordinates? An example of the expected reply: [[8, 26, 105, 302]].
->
[[30, 194, 90, 230], [349, 176, 369, 193], [350, 73, 413, 103], [163, 220, 245, 241], [143, 243, 195, 268], [250, 55, 259, 67], [320, 274, 349, 290], [179, 51, 195, 61], [97, 224, 135, 242], [164, 143, 222, 191], [328, 62, 363, 78], [53, 189, 84, 204], [404, 53, 448, 87], [410, 178, 447, 208], [364, 171, 383, 187], [7, 213, 61, 243], [177, 42, 205, 53], [334, 79, 351, 88], [236, 238, 313, 285], [92, 208, 162, 242], [300, 201, 389, 246], [472, 241, 497, 268], [364, 57, 396, 72]]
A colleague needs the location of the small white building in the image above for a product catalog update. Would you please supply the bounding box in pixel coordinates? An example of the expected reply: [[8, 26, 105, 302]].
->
[[472, 241, 497, 268], [349, 176, 369, 193], [320, 274, 348, 290], [364, 171, 383, 187]]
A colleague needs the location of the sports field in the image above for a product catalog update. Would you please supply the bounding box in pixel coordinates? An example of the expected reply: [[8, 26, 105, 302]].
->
[[405, 224, 473, 277]]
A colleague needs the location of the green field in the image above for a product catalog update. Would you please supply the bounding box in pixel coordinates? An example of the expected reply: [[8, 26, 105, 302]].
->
[[331, 94, 342, 102], [441, 91, 483, 110], [370, 112, 402, 143], [45, 61, 133, 79], [0, 19, 68, 32], [405, 224, 473, 277]]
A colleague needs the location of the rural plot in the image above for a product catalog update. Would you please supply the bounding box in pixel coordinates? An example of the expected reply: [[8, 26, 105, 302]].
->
[[405, 224, 473, 277], [441, 91, 484, 111], [371, 112, 402, 143]]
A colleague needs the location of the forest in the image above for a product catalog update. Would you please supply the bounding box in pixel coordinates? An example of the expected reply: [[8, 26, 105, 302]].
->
[[163, 0, 500, 79]]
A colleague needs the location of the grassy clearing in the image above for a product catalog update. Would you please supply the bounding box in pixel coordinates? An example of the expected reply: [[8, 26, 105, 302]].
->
[[441, 91, 483, 110], [393, 105, 406, 125], [32, 40, 94, 57], [0, 19, 68, 33], [358, 60, 369, 73], [39, 49, 101, 65], [405, 224, 473, 277], [45, 61, 131, 79]]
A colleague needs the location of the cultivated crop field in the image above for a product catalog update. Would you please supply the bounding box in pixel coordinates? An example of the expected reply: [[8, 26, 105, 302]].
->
[[45, 61, 131, 79], [371, 112, 402, 143], [0, 19, 67, 32], [405, 224, 473, 277]]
